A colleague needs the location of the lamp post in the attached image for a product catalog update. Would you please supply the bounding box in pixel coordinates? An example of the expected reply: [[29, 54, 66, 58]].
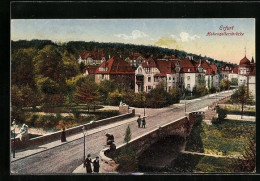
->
[[82, 126, 87, 167], [12, 119, 16, 158], [142, 92, 146, 117], [183, 93, 186, 114]]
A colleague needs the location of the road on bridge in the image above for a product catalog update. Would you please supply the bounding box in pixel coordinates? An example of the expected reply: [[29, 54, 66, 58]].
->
[[10, 91, 233, 174]]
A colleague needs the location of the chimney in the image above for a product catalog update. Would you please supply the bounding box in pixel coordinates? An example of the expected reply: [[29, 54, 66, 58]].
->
[[109, 55, 111, 59]]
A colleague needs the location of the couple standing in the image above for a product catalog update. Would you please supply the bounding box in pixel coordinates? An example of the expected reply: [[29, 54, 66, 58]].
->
[[137, 115, 146, 128], [84, 154, 100, 173]]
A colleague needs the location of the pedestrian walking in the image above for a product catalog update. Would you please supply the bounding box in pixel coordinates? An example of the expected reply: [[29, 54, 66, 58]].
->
[[93, 156, 100, 173], [137, 115, 142, 128], [60, 128, 66, 142], [84, 154, 92, 173], [142, 117, 146, 128]]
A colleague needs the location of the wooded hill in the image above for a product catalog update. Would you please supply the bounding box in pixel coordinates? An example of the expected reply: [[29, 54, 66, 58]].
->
[[11, 39, 237, 68]]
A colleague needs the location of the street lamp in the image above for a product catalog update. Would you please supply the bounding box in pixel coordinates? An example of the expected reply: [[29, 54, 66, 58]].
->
[[12, 119, 16, 158], [82, 125, 87, 167], [183, 93, 186, 114]]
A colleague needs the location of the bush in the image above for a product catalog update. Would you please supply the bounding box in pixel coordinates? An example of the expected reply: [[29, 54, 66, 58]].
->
[[216, 106, 228, 123]]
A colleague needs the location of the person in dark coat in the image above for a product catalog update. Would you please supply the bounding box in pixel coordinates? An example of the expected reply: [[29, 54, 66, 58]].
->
[[93, 156, 100, 173], [105, 133, 114, 145], [137, 115, 142, 128], [142, 117, 146, 128], [84, 154, 92, 173], [60, 128, 66, 142]]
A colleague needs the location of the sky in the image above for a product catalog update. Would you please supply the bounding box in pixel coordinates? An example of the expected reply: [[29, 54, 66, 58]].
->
[[11, 19, 255, 64]]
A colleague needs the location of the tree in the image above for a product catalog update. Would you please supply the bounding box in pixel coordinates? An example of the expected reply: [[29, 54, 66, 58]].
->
[[230, 78, 238, 86], [62, 50, 80, 79], [11, 48, 38, 87], [146, 81, 169, 108], [220, 79, 230, 90], [232, 131, 255, 172], [169, 87, 182, 104], [98, 80, 118, 104], [34, 45, 65, 84], [231, 85, 254, 118], [74, 79, 101, 112], [108, 89, 123, 106], [116, 125, 138, 172]]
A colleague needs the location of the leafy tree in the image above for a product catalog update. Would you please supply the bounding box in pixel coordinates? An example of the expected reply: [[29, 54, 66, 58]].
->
[[220, 79, 230, 90], [122, 88, 135, 106], [20, 84, 42, 108], [116, 125, 138, 173], [215, 106, 227, 124], [74, 79, 101, 112], [169, 87, 182, 104], [11, 48, 38, 87], [108, 89, 123, 106], [146, 81, 169, 108], [232, 131, 255, 172], [230, 78, 238, 86], [98, 80, 118, 104], [231, 85, 254, 118], [34, 45, 65, 84], [62, 50, 80, 79]]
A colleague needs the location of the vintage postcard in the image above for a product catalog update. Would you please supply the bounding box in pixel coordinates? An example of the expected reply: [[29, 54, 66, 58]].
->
[[10, 18, 255, 174]]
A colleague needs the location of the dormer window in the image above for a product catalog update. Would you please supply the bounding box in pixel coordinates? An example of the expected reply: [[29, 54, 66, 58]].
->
[[188, 68, 190, 72]]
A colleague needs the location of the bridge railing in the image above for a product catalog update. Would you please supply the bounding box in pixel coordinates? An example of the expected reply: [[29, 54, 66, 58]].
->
[[11, 109, 135, 151]]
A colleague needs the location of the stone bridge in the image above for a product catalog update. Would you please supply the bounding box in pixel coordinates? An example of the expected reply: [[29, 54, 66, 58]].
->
[[100, 111, 204, 173]]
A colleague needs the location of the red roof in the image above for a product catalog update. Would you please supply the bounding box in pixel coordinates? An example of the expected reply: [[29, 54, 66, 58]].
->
[[95, 56, 134, 74], [156, 60, 176, 74], [205, 69, 214, 75], [180, 58, 197, 73], [80, 51, 105, 60], [142, 57, 157, 68], [196, 59, 211, 70], [220, 64, 234, 73], [154, 73, 166, 77], [84, 65, 99, 74], [209, 64, 217, 72], [239, 56, 250, 66], [232, 66, 239, 74], [129, 53, 144, 60]]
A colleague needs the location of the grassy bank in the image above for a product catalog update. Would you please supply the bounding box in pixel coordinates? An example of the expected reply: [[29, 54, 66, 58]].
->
[[185, 120, 255, 156], [167, 153, 235, 173], [19, 110, 119, 130]]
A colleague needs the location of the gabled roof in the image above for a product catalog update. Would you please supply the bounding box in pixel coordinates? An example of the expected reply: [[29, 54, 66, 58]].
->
[[142, 57, 157, 68], [231, 66, 239, 74], [179, 58, 197, 73], [209, 64, 217, 72], [156, 59, 176, 74], [95, 56, 134, 74], [80, 51, 105, 60], [129, 53, 144, 60], [220, 64, 234, 72], [205, 69, 214, 75], [84, 65, 99, 74]]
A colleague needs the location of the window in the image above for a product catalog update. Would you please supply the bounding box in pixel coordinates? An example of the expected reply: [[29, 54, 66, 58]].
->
[[187, 76, 190, 80], [154, 77, 159, 82], [188, 68, 190, 72], [187, 84, 190, 89], [172, 78, 175, 83], [168, 86, 171, 91], [148, 77, 151, 82]]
